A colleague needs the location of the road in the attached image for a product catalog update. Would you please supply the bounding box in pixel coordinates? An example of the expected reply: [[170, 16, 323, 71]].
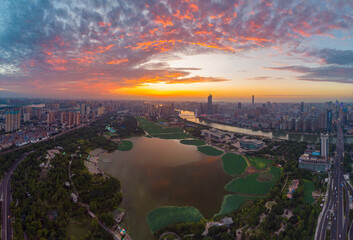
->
[[330, 125, 346, 240], [0, 153, 29, 240], [316, 124, 349, 240]]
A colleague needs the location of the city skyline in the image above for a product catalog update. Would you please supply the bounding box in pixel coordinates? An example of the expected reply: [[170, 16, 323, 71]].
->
[[0, 0, 353, 101]]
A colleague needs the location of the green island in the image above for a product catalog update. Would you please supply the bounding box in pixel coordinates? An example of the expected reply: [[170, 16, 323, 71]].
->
[[197, 146, 223, 156], [218, 194, 258, 215], [221, 153, 248, 176], [179, 139, 206, 146], [225, 167, 281, 195], [147, 206, 204, 234], [118, 140, 133, 151], [247, 156, 273, 170], [136, 117, 191, 139]]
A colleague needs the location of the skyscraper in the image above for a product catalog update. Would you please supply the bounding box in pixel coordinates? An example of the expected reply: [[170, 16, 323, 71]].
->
[[320, 133, 329, 158], [326, 110, 332, 132], [252, 95, 254, 105], [47, 112, 55, 125], [5, 111, 21, 132], [300, 102, 304, 112], [238, 102, 241, 109], [207, 94, 213, 114]]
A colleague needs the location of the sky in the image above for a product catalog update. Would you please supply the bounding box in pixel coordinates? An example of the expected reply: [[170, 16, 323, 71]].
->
[[0, 0, 353, 102]]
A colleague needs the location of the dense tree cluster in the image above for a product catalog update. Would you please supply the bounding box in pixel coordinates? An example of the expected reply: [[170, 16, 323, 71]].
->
[[9, 114, 134, 239]]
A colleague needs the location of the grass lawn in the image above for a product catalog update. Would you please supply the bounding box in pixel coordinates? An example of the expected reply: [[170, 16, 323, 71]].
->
[[197, 146, 223, 156], [225, 167, 281, 195], [221, 153, 248, 176], [303, 179, 315, 204], [180, 139, 206, 146], [66, 220, 90, 238], [147, 206, 204, 234], [118, 140, 133, 151], [136, 117, 192, 139], [152, 132, 191, 139], [218, 194, 257, 215], [247, 156, 273, 170]]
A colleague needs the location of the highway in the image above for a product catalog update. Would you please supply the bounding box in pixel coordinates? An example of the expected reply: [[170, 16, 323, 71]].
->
[[0, 153, 29, 240], [315, 124, 349, 240]]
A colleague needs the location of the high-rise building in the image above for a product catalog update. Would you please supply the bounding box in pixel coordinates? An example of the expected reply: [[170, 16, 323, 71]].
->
[[300, 102, 304, 112], [23, 112, 31, 122], [80, 103, 86, 115], [75, 112, 80, 125], [238, 102, 241, 109], [86, 105, 91, 116], [68, 112, 75, 125], [252, 95, 254, 105], [61, 112, 67, 125], [207, 94, 213, 114], [320, 133, 329, 158], [97, 106, 105, 116], [326, 110, 333, 131], [5, 111, 21, 132], [47, 112, 55, 125]]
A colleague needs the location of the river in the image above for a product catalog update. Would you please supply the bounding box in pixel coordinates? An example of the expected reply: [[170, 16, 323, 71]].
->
[[98, 137, 231, 239], [179, 110, 353, 144]]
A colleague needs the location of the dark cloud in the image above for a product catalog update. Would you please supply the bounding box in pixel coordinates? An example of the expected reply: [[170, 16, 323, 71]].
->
[[310, 48, 353, 65], [267, 65, 353, 84]]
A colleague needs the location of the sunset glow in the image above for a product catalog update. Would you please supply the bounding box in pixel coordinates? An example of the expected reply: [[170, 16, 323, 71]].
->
[[0, 0, 353, 101]]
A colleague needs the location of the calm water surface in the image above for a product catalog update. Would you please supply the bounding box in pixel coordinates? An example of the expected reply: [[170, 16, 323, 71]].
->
[[98, 137, 231, 239]]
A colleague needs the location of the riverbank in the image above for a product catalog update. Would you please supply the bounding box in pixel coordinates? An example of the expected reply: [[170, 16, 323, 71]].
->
[[180, 110, 353, 144]]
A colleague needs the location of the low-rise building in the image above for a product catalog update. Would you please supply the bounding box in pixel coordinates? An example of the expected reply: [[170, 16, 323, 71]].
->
[[239, 138, 264, 150], [201, 128, 231, 142], [201, 128, 226, 142], [299, 136, 330, 172]]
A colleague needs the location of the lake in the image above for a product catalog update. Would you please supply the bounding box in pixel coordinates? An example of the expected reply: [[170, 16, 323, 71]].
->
[[98, 137, 231, 239]]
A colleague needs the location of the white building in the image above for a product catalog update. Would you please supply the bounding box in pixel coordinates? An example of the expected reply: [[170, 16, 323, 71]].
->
[[321, 133, 329, 158]]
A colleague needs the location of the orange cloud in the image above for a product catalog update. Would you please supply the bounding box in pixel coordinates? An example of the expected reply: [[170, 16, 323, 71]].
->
[[85, 44, 115, 54], [106, 58, 129, 64], [98, 22, 112, 27], [153, 16, 173, 28], [292, 28, 311, 37], [47, 59, 68, 64]]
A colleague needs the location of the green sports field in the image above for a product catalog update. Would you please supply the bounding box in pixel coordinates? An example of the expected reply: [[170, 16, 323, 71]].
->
[[303, 179, 315, 204], [197, 146, 223, 156], [247, 156, 273, 170], [180, 139, 206, 146], [136, 117, 192, 139], [147, 206, 204, 234], [221, 153, 248, 176], [224, 167, 281, 195]]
